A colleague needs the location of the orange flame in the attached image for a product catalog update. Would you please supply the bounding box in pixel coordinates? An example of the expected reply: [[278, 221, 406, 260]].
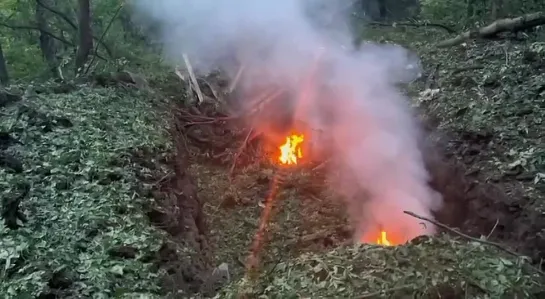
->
[[278, 134, 304, 165], [376, 231, 392, 246]]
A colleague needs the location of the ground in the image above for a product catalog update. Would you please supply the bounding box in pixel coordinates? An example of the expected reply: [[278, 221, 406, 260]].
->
[[1, 27, 544, 298]]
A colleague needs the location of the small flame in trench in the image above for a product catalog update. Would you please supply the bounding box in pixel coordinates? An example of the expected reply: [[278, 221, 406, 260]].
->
[[278, 134, 304, 165], [376, 231, 392, 246], [360, 229, 397, 246]]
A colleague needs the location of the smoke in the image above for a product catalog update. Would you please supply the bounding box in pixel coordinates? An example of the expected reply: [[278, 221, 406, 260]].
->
[[131, 0, 443, 243]]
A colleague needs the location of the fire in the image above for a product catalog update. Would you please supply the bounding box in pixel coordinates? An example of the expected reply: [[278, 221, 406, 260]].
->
[[376, 231, 392, 246], [360, 230, 397, 246], [278, 134, 304, 165]]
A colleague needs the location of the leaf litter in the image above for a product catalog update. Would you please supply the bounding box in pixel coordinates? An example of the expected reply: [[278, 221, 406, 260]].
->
[[1, 85, 171, 298]]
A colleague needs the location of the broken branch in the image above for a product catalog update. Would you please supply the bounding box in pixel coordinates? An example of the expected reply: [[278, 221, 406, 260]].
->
[[228, 128, 254, 179], [84, 4, 123, 74], [437, 12, 545, 48], [36, 0, 114, 57], [404, 211, 545, 276], [368, 20, 456, 34], [228, 63, 245, 93], [183, 53, 205, 104], [0, 22, 73, 46], [404, 210, 521, 257]]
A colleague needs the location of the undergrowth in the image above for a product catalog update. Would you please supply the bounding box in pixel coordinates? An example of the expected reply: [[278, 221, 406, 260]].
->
[[0, 85, 170, 298]]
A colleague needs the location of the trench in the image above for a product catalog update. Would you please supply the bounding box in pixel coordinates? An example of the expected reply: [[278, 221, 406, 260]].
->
[[141, 94, 545, 297]]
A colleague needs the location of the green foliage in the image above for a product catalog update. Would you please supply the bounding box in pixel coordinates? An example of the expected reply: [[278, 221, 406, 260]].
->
[[0, 36, 45, 80], [0, 85, 170, 298], [419, 0, 545, 27], [419, 0, 469, 26], [0, 0, 157, 82], [220, 236, 543, 298]]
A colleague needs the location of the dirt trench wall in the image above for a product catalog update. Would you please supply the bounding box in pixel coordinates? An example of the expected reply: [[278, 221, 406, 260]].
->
[[422, 129, 545, 266]]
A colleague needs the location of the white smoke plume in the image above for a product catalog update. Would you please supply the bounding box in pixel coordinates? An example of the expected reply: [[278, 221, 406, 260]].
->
[[131, 0, 443, 244]]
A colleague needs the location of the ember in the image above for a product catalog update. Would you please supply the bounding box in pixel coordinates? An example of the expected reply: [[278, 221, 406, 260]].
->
[[278, 134, 304, 165]]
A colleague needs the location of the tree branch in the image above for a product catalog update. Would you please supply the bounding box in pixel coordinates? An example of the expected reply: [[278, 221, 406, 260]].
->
[[351, 14, 456, 34], [404, 210, 545, 275], [0, 22, 74, 46], [84, 4, 123, 74], [36, 0, 77, 30], [36, 0, 114, 58], [369, 21, 456, 34], [0, 22, 107, 61]]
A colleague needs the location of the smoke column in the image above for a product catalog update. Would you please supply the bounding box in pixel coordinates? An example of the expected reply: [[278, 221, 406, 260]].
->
[[131, 0, 443, 243]]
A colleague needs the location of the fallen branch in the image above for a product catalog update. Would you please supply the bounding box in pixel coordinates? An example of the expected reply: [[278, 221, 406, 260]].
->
[[368, 20, 456, 34], [228, 63, 245, 93], [228, 128, 254, 180], [404, 211, 545, 275], [437, 12, 545, 48], [404, 211, 521, 257], [183, 53, 205, 104], [357, 284, 414, 299], [298, 225, 345, 244]]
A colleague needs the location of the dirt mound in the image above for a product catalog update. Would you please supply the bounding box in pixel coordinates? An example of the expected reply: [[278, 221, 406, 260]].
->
[[220, 236, 544, 298]]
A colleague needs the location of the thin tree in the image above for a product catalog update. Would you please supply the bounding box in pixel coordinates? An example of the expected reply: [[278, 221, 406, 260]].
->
[[0, 40, 8, 85], [75, 0, 93, 74], [36, 0, 59, 77]]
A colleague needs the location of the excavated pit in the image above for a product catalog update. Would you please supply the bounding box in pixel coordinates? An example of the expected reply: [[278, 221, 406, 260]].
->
[[137, 95, 545, 297]]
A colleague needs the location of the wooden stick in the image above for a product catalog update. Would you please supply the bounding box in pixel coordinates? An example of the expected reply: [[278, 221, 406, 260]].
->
[[404, 211, 545, 277], [183, 53, 205, 104], [174, 66, 185, 81], [404, 211, 522, 257], [437, 12, 545, 48], [228, 128, 254, 179], [228, 63, 245, 93]]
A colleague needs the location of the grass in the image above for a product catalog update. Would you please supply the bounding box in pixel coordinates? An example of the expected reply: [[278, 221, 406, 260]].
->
[[0, 84, 170, 298]]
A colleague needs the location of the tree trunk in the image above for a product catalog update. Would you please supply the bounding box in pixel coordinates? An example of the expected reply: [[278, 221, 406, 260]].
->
[[0, 41, 8, 85], [36, 0, 59, 78], [378, 0, 387, 20], [75, 0, 93, 74], [466, 0, 475, 19], [491, 0, 503, 20]]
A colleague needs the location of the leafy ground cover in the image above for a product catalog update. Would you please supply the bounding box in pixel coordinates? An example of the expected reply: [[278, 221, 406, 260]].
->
[[0, 84, 171, 298], [221, 236, 543, 298]]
